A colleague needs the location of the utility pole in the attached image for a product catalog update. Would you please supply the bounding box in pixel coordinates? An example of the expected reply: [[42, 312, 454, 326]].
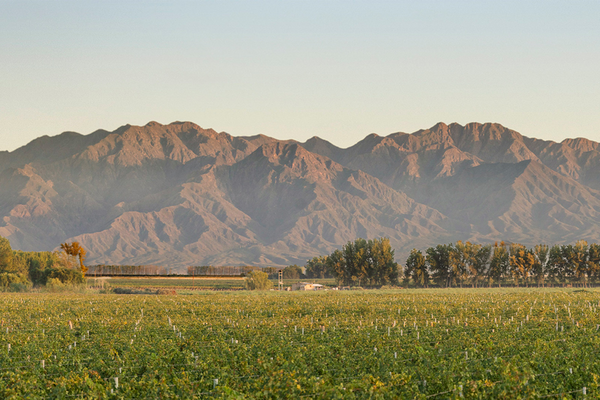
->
[[278, 270, 283, 291]]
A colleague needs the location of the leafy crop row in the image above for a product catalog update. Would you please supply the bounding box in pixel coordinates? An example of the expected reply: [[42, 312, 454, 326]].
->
[[0, 289, 599, 398]]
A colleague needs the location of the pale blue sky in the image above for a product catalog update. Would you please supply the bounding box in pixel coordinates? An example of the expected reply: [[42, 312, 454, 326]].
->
[[1, 0, 599, 151]]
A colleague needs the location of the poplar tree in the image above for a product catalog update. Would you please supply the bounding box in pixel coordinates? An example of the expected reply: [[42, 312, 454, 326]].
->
[[0, 236, 14, 273]]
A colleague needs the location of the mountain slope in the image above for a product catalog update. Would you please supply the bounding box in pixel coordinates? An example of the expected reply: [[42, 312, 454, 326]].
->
[[70, 142, 453, 266], [0, 121, 598, 269], [416, 160, 600, 243]]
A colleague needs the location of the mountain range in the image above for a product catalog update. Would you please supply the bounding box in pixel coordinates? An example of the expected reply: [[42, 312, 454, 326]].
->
[[1, 121, 599, 270]]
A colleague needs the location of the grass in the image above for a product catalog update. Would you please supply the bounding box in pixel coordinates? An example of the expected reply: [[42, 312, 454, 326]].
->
[[88, 276, 246, 290], [87, 276, 338, 291]]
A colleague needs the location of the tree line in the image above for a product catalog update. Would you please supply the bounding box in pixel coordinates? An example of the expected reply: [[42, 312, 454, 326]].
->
[[301, 238, 400, 287], [299, 238, 600, 289], [88, 264, 168, 276], [405, 240, 600, 288], [187, 265, 262, 276], [0, 236, 87, 291]]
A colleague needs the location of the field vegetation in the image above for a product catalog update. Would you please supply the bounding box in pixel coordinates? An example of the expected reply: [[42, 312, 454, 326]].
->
[[87, 277, 337, 292], [1, 288, 599, 398]]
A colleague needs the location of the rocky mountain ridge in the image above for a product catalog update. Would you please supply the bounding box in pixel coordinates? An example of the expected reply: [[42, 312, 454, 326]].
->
[[0, 121, 598, 269]]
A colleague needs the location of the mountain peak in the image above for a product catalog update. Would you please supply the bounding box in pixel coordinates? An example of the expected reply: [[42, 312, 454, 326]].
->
[[445, 122, 538, 164], [1, 120, 599, 268], [562, 137, 599, 152], [301, 136, 343, 162], [302, 136, 338, 149], [432, 122, 449, 131], [236, 141, 348, 186], [253, 142, 315, 165]]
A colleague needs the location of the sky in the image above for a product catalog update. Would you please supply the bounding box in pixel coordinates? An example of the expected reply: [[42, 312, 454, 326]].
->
[[1, 0, 599, 151]]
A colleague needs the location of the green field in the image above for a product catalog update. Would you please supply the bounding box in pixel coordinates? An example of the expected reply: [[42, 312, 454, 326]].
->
[[90, 277, 247, 290], [1, 288, 599, 398], [88, 277, 337, 291]]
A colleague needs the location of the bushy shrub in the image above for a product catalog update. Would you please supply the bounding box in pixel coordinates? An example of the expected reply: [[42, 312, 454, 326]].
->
[[45, 278, 65, 292], [45, 267, 85, 285], [9, 282, 32, 292], [244, 271, 273, 290], [0, 273, 31, 292], [41, 269, 86, 292], [14, 251, 61, 285]]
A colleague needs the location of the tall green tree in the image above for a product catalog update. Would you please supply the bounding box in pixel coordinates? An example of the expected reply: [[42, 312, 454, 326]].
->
[[405, 249, 428, 287], [488, 242, 509, 286], [327, 249, 347, 285], [283, 264, 303, 279], [509, 243, 535, 286], [449, 241, 474, 287], [471, 244, 492, 288], [368, 237, 400, 286], [0, 236, 14, 273], [305, 256, 331, 279], [546, 245, 567, 285], [532, 244, 549, 286], [426, 244, 452, 287], [572, 240, 590, 286], [560, 244, 578, 283], [328, 238, 399, 286], [588, 243, 600, 283], [343, 238, 369, 286]]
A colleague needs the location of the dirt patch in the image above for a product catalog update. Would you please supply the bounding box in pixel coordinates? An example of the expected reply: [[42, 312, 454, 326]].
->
[[156, 289, 177, 295], [112, 288, 176, 295]]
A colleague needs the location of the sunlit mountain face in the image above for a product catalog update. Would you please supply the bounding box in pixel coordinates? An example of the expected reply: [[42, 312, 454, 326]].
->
[[1, 121, 599, 270]]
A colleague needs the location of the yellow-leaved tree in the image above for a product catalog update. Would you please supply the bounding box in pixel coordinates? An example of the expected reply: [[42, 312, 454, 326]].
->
[[60, 242, 88, 276]]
